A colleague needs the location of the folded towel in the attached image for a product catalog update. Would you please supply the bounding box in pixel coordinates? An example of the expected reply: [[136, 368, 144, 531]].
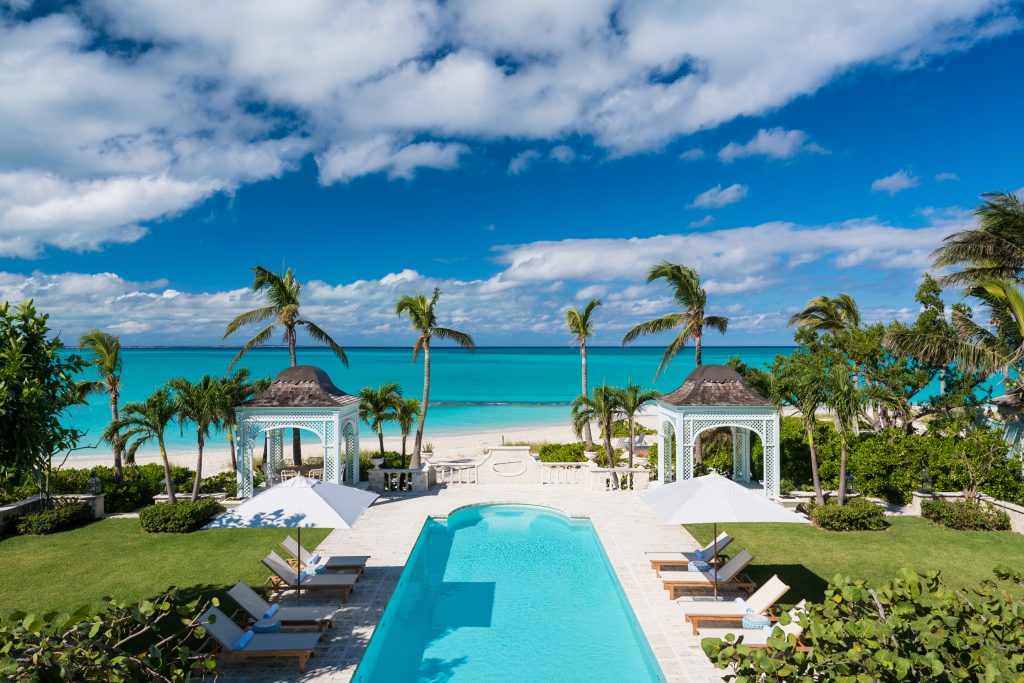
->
[[708, 568, 717, 579], [234, 629, 254, 651], [762, 624, 774, 633], [693, 549, 705, 561], [295, 569, 311, 584], [262, 604, 280, 619], [733, 598, 751, 613], [309, 553, 321, 565]]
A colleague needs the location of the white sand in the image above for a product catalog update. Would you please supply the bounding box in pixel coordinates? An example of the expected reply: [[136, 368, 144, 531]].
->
[[61, 414, 661, 473]]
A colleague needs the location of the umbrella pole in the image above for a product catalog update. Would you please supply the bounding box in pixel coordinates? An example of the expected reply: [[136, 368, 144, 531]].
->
[[296, 526, 301, 605], [713, 521, 719, 601]]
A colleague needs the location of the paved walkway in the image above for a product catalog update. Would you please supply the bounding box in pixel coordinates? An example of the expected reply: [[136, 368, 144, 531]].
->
[[220, 485, 725, 683]]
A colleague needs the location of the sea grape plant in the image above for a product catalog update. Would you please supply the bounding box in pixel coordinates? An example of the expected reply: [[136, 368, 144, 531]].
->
[[702, 567, 1024, 682]]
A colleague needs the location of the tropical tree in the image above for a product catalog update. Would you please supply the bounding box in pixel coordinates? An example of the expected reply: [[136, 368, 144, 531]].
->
[[216, 368, 254, 471], [395, 398, 422, 468], [103, 390, 177, 503], [395, 288, 475, 468], [566, 298, 601, 450], [571, 385, 624, 485], [224, 266, 348, 465], [622, 262, 729, 375], [77, 330, 125, 479], [787, 294, 861, 334], [169, 375, 223, 502], [932, 191, 1024, 286], [776, 352, 828, 505], [612, 384, 659, 469], [359, 383, 403, 461]]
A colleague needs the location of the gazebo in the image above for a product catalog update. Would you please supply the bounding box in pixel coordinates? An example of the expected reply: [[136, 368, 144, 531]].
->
[[655, 364, 781, 497], [989, 390, 1023, 459], [234, 366, 360, 498]]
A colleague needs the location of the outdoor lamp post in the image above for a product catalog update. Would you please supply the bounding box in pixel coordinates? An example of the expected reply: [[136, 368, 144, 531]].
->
[[86, 474, 103, 495], [919, 468, 932, 494]]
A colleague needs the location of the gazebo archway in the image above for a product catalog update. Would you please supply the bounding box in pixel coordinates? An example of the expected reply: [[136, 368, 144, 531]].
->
[[234, 366, 360, 498], [655, 364, 781, 497]]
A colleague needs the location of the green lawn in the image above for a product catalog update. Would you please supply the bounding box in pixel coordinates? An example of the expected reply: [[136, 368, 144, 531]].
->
[[687, 517, 1024, 606], [0, 519, 330, 613]]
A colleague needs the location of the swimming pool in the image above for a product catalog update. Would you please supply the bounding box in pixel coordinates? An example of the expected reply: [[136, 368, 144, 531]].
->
[[353, 504, 665, 682]]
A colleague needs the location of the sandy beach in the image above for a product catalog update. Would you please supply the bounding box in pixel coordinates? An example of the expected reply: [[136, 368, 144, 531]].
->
[[61, 414, 661, 474]]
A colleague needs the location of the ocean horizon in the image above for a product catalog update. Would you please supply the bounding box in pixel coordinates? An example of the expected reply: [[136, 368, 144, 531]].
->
[[64, 345, 982, 457]]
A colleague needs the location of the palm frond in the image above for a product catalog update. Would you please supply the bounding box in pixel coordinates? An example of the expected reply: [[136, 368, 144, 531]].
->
[[227, 322, 276, 370], [433, 327, 475, 350], [621, 313, 687, 345], [654, 329, 693, 379], [703, 315, 729, 334], [298, 320, 349, 367], [223, 306, 277, 337]]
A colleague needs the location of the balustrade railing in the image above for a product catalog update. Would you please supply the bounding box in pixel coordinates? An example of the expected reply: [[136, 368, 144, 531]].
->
[[539, 462, 587, 485], [589, 467, 650, 492], [435, 464, 478, 485]]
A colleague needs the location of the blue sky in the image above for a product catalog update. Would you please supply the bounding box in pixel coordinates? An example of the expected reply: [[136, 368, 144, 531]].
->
[[0, 1, 1022, 346]]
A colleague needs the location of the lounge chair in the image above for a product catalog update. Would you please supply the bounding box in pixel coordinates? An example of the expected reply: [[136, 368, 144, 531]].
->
[[699, 601, 808, 649], [646, 532, 734, 575], [660, 549, 757, 598], [280, 535, 369, 577], [262, 552, 356, 602], [679, 574, 789, 634], [227, 582, 335, 634], [199, 606, 320, 673]]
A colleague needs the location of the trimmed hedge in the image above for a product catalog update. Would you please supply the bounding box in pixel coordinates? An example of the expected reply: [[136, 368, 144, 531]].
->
[[538, 443, 588, 462], [138, 498, 224, 533], [805, 498, 889, 531], [16, 501, 95, 535], [921, 498, 1011, 531]]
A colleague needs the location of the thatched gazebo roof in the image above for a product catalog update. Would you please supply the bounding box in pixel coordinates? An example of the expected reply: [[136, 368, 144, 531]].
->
[[658, 364, 773, 407], [990, 391, 1024, 414], [240, 365, 358, 408]]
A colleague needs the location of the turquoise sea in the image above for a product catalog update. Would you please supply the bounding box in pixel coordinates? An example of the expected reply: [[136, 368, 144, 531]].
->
[[65, 345, 979, 456]]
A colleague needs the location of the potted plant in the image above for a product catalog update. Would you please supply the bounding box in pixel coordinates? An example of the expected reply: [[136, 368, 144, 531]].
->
[[421, 443, 434, 465], [370, 455, 385, 469]]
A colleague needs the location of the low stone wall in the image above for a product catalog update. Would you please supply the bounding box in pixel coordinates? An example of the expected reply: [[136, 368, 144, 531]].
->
[[0, 493, 105, 533], [152, 492, 226, 505], [910, 491, 1024, 534], [367, 467, 436, 493]]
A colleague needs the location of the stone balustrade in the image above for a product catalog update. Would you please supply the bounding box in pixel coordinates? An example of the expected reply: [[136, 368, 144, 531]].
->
[[368, 467, 436, 493], [588, 467, 650, 492], [539, 462, 587, 485], [434, 463, 478, 485]]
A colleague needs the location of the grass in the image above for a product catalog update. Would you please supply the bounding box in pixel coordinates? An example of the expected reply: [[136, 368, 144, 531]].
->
[[0, 519, 330, 613], [687, 516, 1024, 606]]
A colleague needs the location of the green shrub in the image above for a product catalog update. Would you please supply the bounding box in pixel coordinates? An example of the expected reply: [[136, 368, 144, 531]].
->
[[920, 498, 1011, 531], [198, 471, 237, 497], [538, 442, 588, 462], [16, 501, 94, 535], [779, 478, 796, 497], [138, 498, 224, 533], [806, 498, 888, 531], [48, 464, 199, 513]]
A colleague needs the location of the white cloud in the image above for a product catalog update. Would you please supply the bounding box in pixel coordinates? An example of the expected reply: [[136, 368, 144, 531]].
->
[[679, 148, 705, 161], [549, 145, 575, 163], [688, 183, 748, 209], [0, 1, 1017, 255], [688, 215, 714, 228], [935, 172, 960, 182], [872, 169, 920, 196], [508, 149, 542, 175], [718, 127, 828, 163]]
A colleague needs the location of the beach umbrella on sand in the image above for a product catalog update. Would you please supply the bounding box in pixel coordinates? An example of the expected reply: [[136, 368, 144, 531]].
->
[[205, 476, 378, 600], [640, 472, 808, 599]]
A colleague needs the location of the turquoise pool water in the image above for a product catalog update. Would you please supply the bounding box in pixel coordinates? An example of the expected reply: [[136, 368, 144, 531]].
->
[[353, 504, 665, 682]]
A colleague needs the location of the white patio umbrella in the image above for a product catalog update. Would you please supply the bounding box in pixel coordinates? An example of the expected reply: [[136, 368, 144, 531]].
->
[[640, 472, 808, 599], [205, 476, 378, 600]]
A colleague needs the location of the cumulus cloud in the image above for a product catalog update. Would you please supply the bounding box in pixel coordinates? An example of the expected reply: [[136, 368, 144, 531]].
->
[[872, 169, 920, 196], [689, 183, 748, 209], [718, 128, 828, 163], [549, 145, 575, 163], [679, 148, 705, 161], [508, 149, 542, 175], [689, 215, 714, 228], [935, 171, 960, 182], [0, 1, 1015, 256]]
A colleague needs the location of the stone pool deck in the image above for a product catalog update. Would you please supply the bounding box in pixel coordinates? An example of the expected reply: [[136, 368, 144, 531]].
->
[[220, 485, 726, 683]]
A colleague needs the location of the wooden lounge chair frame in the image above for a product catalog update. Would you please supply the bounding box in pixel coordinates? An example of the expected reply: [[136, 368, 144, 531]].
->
[[661, 549, 757, 598], [647, 532, 733, 575], [200, 607, 318, 673], [262, 552, 355, 602], [681, 574, 790, 634], [227, 582, 333, 636], [280, 535, 369, 578]]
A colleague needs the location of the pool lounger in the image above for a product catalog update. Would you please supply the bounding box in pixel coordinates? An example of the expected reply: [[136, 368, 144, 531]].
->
[[698, 601, 808, 649], [227, 581, 335, 635], [660, 549, 757, 597], [280, 535, 369, 577], [678, 574, 789, 634], [199, 606, 320, 673], [646, 532, 734, 575], [262, 552, 356, 602]]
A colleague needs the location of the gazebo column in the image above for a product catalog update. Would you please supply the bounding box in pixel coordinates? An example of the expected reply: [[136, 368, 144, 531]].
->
[[325, 417, 342, 485], [763, 414, 781, 498], [656, 409, 668, 485], [236, 417, 254, 499], [268, 429, 284, 475], [678, 416, 694, 481], [731, 427, 751, 483]]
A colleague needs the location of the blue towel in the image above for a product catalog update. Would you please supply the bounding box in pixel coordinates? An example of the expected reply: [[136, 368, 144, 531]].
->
[[309, 553, 321, 565], [297, 569, 311, 584], [708, 568, 717, 579], [693, 549, 705, 561], [262, 604, 280, 619], [234, 629, 254, 651]]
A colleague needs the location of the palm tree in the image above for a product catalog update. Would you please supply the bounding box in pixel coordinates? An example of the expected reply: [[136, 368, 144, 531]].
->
[[224, 266, 348, 466], [359, 383, 403, 461], [395, 398, 422, 468], [622, 262, 729, 375], [216, 368, 254, 471], [78, 330, 124, 479], [103, 389, 177, 503], [169, 375, 223, 502], [776, 353, 828, 505], [395, 288, 475, 468], [571, 385, 624, 485], [787, 294, 861, 334], [932, 191, 1024, 287], [613, 384, 659, 468], [566, 299, 601, 450]]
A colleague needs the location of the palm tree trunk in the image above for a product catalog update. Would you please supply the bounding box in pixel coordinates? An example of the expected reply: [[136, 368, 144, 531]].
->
[[227, 424, 237, 471], [694, 336, 704, 464], [604, 422, 618, 488], [191, 431, 204, 502], [411, 340, 430, 469], [159, 439, 176, 505], [401, 434, 407, 469], [628, 418, 635, 469], [378, 429, 386, 459], [581, 341, 593, 450], [837, 440, 848, 505], [288, 326, 302, 465], [110, 390, 123, 480], [807, 427, 824, 506]]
